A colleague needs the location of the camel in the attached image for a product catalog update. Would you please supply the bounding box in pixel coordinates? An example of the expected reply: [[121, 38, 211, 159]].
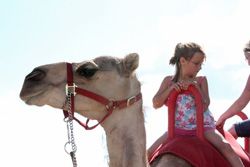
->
[[19, 53, 195, 167]]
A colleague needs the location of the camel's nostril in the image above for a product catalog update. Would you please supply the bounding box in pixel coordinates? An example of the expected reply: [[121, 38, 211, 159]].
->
[[25, 68, 46, 81]]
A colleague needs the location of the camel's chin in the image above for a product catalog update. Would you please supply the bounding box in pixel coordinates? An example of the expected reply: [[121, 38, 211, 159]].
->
[[29, 98, 65, 110], [24, 97, 46, 107]]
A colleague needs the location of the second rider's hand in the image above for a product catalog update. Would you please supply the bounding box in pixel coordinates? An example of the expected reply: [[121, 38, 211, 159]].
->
[[215, 116, 226, 128]]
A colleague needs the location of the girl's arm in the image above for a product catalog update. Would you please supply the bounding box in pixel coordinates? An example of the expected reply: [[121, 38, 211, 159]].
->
[[216, 75, 250, 126], [152, 76, 180, 109]]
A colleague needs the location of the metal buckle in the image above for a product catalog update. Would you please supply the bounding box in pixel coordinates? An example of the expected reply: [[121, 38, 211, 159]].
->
[[127, 96, 136, 106], [65, 83, 77, 96], [105, 101, 114, 110]]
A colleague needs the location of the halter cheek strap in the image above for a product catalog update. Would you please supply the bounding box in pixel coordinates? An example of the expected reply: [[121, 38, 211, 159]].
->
[[63, 63, 142, 130]]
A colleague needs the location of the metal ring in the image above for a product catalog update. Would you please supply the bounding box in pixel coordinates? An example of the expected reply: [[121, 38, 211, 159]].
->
[[64, 142, 71, 154], [64, 142, 77, 154]]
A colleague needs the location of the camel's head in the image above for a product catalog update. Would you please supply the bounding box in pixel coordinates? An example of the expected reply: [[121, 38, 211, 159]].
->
[[20, 53, 141, 120]]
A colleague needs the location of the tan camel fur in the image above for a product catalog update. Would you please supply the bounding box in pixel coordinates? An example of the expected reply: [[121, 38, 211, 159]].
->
[[20, 53, 190, 167]]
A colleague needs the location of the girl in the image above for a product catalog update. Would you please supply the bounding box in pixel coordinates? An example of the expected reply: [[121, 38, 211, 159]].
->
[[148, 42, 244, 167]]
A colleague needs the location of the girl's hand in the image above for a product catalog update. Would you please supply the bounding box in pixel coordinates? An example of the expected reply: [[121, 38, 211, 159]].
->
[[171, 82, 181, 92], [177, 80, 197, 90]]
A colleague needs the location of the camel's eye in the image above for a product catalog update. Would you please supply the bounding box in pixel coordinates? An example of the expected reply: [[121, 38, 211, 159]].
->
[[76, 67, 98, 78]]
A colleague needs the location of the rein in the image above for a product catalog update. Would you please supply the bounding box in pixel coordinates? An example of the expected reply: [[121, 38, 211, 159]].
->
[[63, 63, 142, 166]]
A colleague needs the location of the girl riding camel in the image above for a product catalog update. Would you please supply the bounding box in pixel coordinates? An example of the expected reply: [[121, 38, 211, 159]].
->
[[148, 42, 244, 167]]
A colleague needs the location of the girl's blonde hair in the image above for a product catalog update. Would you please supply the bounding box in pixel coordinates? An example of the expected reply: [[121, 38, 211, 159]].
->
[[169, 42, 205, 82]]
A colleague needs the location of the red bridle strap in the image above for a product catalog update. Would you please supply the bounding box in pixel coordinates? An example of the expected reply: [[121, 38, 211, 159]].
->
[[63, 63, 142, 130]]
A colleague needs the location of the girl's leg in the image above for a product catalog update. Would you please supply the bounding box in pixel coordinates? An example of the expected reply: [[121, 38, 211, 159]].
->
[[205, 130, 244, 167]]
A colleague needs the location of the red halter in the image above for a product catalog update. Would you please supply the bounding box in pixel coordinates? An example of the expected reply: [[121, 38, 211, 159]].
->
[[63, 63, 142, 130]]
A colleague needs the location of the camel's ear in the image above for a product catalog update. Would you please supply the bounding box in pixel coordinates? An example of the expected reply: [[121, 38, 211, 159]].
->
[[122, 53, 139, 76]]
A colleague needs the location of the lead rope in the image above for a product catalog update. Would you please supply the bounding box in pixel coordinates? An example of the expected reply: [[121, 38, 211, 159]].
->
[[64, 90, 78, 167]]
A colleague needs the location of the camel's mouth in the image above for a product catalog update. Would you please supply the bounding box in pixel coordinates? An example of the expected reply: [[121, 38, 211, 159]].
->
[[20, 89, 45, 106]]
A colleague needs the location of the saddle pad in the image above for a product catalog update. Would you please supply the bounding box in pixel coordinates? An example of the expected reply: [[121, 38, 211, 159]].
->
[[149, 134, 250, 166], [149, 136, 231, 167]]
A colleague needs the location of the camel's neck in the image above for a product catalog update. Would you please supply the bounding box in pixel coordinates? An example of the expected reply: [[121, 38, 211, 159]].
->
[[102, 104, 148, 167]]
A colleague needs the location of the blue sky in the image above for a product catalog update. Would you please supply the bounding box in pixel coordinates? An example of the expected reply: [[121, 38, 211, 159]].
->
[[1, 0, 250, 166]]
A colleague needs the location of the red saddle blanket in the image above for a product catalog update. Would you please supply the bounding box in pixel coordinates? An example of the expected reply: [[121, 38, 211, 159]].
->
[[148, 130, 250, 167]]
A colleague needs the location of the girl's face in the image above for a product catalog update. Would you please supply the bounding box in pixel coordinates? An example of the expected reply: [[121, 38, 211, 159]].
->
[[244, 51, 250, 65], [180, 52, 205, 79]]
